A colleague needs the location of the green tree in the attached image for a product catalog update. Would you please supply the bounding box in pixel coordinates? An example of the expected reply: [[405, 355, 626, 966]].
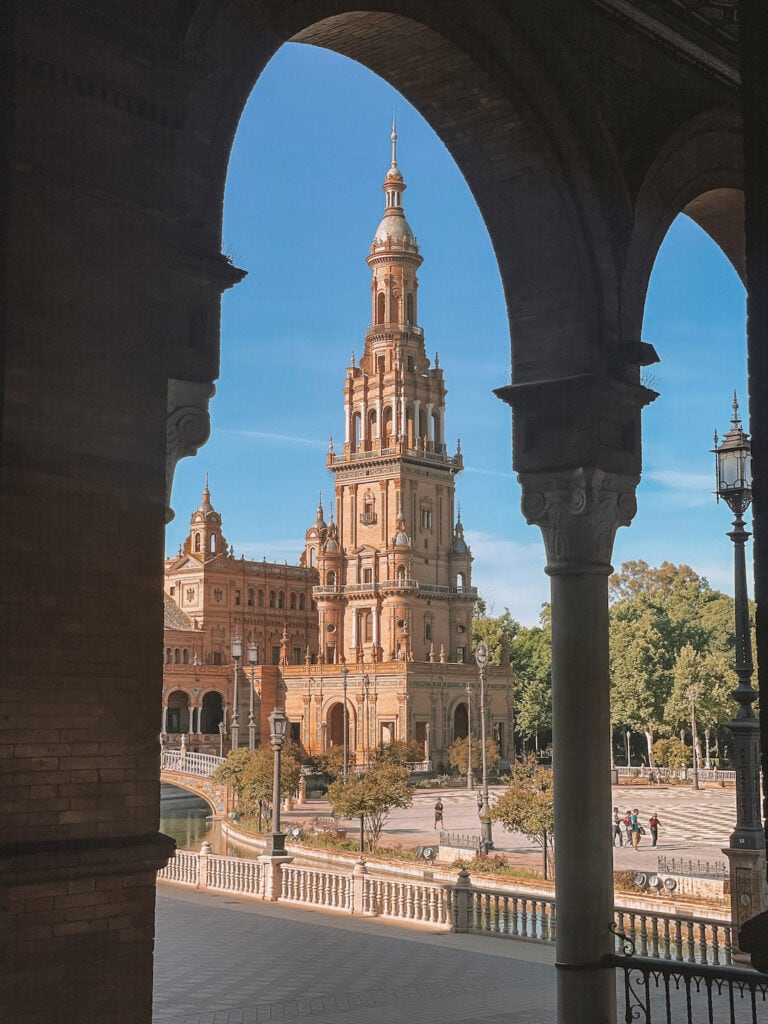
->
[[472, 600, 520, 665], [664, 645, 736, 767], [327, 763, 413, 852], [212, 745, 303, 819], [490, 755, 555, 878], [652, 736, 691, 770], [448, 736, 500, 777], [509, 609, 552, 751], [372, 738, 425, 766]]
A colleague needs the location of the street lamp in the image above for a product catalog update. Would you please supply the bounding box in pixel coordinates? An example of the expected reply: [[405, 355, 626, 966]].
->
[[712, 396, 764, 851], [266, 706, 288, 855], [247, 640, 259, 750], [465, 679, 474, 790], [218, 720, 225, 758], [362, 673, 370, 766], [341, 662, 349, 781], [475, 642, 493, 853], [688, 685, 700, 791], [230, 635, 242, 751], [625, 729, 631, 768]]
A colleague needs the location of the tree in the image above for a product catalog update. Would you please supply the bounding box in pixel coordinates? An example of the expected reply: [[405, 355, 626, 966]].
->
[[212, 744, 303, 820], [664, 645, 736, 767], [371, 739, 424, 766], [652, 736, 691, 770], [472, 600, 520, 665], [509, 614, 552, 750], [327, 763, 413, 853], [448, 736, 499, 777], [490, 755, 555, 878]]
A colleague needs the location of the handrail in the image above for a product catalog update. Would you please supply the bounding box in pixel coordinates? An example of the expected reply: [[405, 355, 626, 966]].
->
[[161, 750, 224, 777]]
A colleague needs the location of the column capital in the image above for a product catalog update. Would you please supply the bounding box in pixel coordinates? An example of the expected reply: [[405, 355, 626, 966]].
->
[[166, 378, 216, 523], [519, 468, 639, 575]]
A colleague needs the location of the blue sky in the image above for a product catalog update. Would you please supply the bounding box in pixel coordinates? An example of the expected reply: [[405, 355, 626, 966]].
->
[[166, 44, 748, 626]]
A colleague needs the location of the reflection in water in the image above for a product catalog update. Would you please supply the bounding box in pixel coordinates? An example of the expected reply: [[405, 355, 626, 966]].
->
[[159, 784, 213, 850]]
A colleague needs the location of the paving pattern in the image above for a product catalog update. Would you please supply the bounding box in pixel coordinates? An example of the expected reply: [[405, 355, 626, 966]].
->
[[153, 888, 557, 1024]]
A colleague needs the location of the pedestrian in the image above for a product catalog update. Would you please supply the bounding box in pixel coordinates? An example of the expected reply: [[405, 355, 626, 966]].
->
[[631, 808, 641, 849], [623, 809, 632, 847], [648, 769, 657, 786], [649, 812, 661, 847], [612, 807, 623, 847], [434, 799, 444, 829], [476, 791, 484, 815]]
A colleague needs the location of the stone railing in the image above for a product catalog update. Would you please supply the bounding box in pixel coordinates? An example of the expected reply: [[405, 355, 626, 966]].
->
[[158, 846, 732, 965], [363, 875, 452, 926], [161, 750, 224, 777], [281, 864, 353, 912]]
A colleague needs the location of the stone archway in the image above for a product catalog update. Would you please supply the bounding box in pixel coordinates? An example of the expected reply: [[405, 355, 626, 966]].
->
[[199, 691, 224, 734], [166, 691, 191, 735], [327, 702, 351, 750], [453, 702, 468, 741]]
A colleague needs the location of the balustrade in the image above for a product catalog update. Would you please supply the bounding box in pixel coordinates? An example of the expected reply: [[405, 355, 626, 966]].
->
[[363, 876, 451, 926], [207, 854, 263, 896], [161, 750, 224, 777], [157, 850, 199, 887], [280, 864, 352, 912]]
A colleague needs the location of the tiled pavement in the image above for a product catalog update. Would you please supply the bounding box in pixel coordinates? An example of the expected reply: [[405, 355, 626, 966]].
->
[[153, 887, 557, 1024]]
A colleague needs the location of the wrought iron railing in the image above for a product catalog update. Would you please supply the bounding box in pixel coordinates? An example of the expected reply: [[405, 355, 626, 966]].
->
[[609, 925, 768, 1023]]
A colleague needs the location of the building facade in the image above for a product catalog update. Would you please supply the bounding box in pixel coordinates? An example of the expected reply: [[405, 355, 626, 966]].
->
[[162, 133, 514, 765]]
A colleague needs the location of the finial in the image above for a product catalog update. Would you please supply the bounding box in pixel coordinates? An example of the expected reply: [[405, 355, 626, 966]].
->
[[351, 349, 356, 368], [434, 352, 439, 368], [328, 436, 335, 454], [457, 437, 462, 454], [457, 502, 462, 523], [713, 428, 719, 448], [391, 114, 398, 168], [203, 470, 210, 497], [731, 390, 741, 427]]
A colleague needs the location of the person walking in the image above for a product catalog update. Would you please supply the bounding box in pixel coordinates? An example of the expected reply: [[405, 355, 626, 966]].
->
[[434, 799, 444, 829], [630, 808, 641, 849], [612, 807, 623, 847], [648, 812, 661, 847], [623, 809, 632, 847]]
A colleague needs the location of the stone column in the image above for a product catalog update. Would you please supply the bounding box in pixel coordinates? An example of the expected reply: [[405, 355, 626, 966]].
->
[[520, 468, 638, 1024]]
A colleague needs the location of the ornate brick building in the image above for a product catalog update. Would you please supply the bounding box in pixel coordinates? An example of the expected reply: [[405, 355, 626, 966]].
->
[[162, 133, 514, 765]]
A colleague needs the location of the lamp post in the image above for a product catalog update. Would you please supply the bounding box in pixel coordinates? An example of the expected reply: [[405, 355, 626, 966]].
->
[[625, 729, 631, 768], [230, 636, 241, 752], [266, 706, 288, 855], [712, 395, 767, 950], [247, 640, 259, 750], [688, 685, 700, 791], [475, 642, 493, 853], [341, 662, 349, 782], [465, 679, 474, 790], [218, 720, 225, 758], [362, 674, 370, 766]]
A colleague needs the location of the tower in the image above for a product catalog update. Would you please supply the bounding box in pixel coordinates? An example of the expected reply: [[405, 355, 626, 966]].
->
[[315, 122, 475, 667], [183, 474, 227, 559]]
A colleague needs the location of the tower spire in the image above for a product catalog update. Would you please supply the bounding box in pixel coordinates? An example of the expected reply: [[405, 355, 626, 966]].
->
[[391, 115, 398, 170]]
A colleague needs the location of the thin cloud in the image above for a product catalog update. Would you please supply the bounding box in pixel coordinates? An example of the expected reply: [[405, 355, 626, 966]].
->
[[220, 428, 326, 448], [645, 469, 712, 490], [463, 464, 516, 479]]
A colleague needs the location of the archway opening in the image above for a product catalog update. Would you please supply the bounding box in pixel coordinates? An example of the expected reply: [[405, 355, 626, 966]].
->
[[200, 692, 224, 734], [327, 702, 350, 749], [453, 702, 468, 740]]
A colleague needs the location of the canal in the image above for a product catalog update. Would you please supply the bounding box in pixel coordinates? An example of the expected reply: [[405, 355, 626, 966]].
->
[[159, 783, 214, 851]]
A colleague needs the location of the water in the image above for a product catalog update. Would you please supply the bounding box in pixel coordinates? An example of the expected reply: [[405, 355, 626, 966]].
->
[[159, 784, 213, 851]]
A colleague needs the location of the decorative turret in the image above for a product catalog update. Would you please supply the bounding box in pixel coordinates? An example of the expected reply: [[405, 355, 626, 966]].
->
[[302, 493, 328, 569], [183, 475, 227, 560]]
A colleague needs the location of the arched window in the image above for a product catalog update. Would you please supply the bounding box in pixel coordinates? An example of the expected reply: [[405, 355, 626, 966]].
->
[[383, 407, 393, 441], [363, 611, 373, 643], [182, 649, 189, 665], [278, 591, 285, 610], [165, 647, 172, 664], [299, 593, 306, 610], [456, 572, 466, 591], [194, 533, 201, 552], [376, 291, 385, 324], [173, 649, 180, 664], [397, 565, 406, 582], [309, 548, 315, 568], [406, 293, 415, 323], [327, 571, 336, 588], [248, 588, 255, 606], [289, 591, 297, 610], [269, 590, 276, 609], [210, 533, 216, 552], [200, 691, 224, 734], [257, 589, 264, 607], [352, 412, 361, 447]]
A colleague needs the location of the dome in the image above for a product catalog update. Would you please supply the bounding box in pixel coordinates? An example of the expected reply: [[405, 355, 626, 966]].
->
[[372, 211, 416, 248], [324, 537, 339, 553], [451, 536, 469, 555]]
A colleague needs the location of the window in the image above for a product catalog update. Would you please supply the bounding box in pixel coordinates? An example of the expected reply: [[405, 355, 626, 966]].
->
[[194, 533, 201, 552], [247, 588, 255, 607], [299, 593, 306, 611], [166, 707, 181, 733], [290, 722, 301, 743], [169, 586, 175, 596], [456, 647, 466, 664], [407, 355, 415, 372], [165, 648, 172, 664], [278, 591, 285, 610], [271, 646, 280, 666], [234, 588, 241, 606], [269, 590, 276, 609], [290, 592, 297, 610], [292, 647, 303, 665], [173, 649, 180, 664], [406, 293, 415, 323], [210, 534, 216, 552], [257, 589, 264, 607], [182, 649, 189, 665], [326, 645, 335, 664], [363, 568, 373, 584], [421, 509, 432, 530], [327, 571, 336, 588], [377, 355, 385, 374], [211, 651, 222, 666], [425, 622, 432, 642], [376, 292, 385, 324]]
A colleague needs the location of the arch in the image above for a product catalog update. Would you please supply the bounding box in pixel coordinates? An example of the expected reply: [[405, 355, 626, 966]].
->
[[327, 570, 336, 587], [182, 648, 189, 665], [173, 648, 180, 664], [248, 587, 255, 606], [278, 590, 285, 610], [299, 592, 306, 610], [289, 591, 297, 610], [308, 548, 315, 568], [352, 411, 361, 447], [453, 702, 468, 740], [194, 533, 201, 552], [376, 291, 385, 324], [327, 701, 352, 749], [165, 647, 172, 665], [257, 588, 265, 607], [166, 691, 190, 735], [456, 571, 466, 590], [382, 406, 394, 441], [200, 691, 224, 734], [622, 110, 744, 352], [269, 589, 276, 608], [210, 533, 216, 552]]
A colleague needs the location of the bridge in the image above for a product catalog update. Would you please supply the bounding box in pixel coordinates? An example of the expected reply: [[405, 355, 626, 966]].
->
[[160, 750, 231, 817]]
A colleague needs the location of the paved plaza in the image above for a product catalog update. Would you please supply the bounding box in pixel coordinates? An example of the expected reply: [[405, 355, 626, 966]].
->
[[154, 887, 557, 1024]]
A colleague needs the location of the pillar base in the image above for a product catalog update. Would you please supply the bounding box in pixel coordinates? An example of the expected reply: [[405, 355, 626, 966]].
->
[[723, 846, 768, 965]]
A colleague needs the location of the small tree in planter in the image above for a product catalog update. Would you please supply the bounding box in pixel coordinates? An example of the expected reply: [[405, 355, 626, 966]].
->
[[327, 763, 413, 853], [490, 754, 555, 879]]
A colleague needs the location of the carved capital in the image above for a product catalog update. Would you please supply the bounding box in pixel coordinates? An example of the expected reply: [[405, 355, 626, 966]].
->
[[166, 378, 216, 523], [519, 468, 639, 574]]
